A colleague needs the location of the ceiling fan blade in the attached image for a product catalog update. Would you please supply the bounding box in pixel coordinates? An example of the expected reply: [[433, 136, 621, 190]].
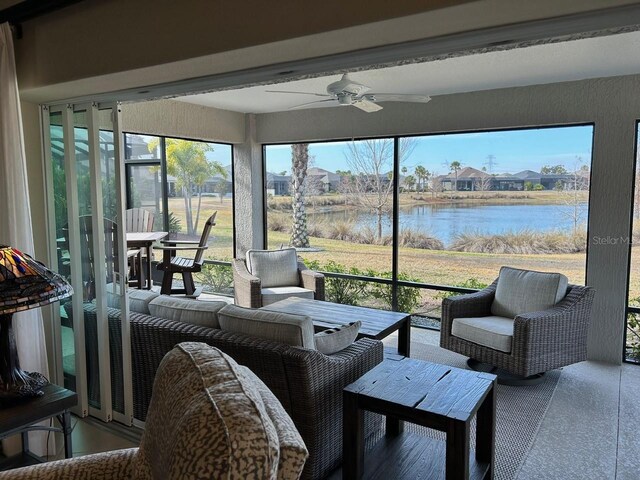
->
[[352, 99, 383, 113], [265, 90, 331, 97], [367, 93, 431, 103], [289, 99, 338, 110]]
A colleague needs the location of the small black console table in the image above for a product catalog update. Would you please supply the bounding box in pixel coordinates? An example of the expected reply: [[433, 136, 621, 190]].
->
[[0, 384, 77, 470]]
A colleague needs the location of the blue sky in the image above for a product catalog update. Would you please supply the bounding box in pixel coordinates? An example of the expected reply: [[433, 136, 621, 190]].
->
[[265, 125, 594, 176]]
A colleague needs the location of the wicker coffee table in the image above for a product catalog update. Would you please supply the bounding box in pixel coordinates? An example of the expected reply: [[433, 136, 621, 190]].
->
[[261, 297, 411, 356]]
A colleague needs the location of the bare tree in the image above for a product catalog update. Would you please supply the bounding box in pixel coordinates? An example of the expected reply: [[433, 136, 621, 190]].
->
[[344, 138, 415, 240], [475, 172, 492, 191], [558, 156, 589, 235], [290, 144, 310, 248]]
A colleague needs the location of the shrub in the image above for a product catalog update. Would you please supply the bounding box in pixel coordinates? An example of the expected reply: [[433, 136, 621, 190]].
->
[[326, 219, 356, 241], [306, 260, 370, 306], [398, 229, 444, 250], [168, 212, 181, 233], [450, 229, 586, 254], [197, 263, 234, 295], [267, 213, 290, 233], [369, 271, 422, 313], [434, 277, 489, 301]]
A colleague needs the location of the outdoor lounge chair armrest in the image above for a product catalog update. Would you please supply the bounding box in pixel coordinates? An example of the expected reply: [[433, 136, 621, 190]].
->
[[0, 448, 138, 479], [298, 261, 325, 300], [232, 259, 262, 307], [441, 281, 497, 323], [512, 284, 595, 335]]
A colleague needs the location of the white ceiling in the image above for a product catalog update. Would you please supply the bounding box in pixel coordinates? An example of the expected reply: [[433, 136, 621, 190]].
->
[[176, 30, 640, 114]]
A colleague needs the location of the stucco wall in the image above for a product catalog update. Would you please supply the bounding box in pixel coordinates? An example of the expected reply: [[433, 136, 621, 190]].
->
[[121, 99, 244, 144], [257, 74, 640, 364]]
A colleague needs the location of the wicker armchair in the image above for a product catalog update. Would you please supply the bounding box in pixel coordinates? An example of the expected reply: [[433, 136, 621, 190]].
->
[[233, 250, 324, 308], [440, 275, 595, 381]]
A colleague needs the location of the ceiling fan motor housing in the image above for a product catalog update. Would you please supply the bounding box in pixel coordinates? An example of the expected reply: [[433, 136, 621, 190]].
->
[[327, 73, 371, 98]]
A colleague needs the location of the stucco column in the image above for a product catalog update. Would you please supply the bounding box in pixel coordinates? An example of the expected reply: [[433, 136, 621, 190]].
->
[[234, 114, 264, 256], [586, 114, 636, 364]]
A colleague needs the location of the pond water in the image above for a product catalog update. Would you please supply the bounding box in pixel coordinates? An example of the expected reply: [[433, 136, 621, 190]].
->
[[308, 202, 588, 245]]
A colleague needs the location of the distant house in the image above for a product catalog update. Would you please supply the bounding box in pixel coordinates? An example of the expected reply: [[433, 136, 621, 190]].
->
[[167, 165, 233, 197], [435, 166, 589, 192], [266, 172, 291, 196], [306, 167, 343, 193]]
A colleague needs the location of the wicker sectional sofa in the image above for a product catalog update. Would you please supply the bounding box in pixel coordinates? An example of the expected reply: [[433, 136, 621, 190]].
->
[[75, 297, 383, 480]]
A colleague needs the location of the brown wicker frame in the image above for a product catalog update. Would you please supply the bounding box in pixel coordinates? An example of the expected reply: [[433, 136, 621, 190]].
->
[[232, 258, 325, 308], [440, 279, 595, 378], [130, 313, 381, 480]]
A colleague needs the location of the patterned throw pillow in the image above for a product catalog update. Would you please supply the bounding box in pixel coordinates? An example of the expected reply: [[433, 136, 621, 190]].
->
[[314, 321, 361, 355]]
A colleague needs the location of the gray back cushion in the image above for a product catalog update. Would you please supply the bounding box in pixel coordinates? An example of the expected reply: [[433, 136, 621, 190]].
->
[[491, 266, 568, 318], [218, 304, 315, 349], [246, 248, 299, 288], [148, 296, 227, 329], [129, 289, 161, 315]]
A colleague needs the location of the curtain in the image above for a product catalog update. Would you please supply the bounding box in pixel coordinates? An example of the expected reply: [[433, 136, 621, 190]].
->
[[0, 22, 51, 457]]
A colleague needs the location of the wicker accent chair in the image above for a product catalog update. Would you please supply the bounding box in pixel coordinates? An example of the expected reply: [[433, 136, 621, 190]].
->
[[2, 343, 308, 480], [440, 267, 595, 383], [232, 248, 325, 308]]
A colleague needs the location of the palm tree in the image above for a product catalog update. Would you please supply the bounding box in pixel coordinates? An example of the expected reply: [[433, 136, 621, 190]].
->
[[450, 161, 462, 191], [404, 175, 416, 191], [149, 138, 226, 236], [290, 144, 310, 248], [414, 165, 427, 193]]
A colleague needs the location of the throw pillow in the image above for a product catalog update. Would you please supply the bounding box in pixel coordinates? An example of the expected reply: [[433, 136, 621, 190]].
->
[[491, 266, 568, 318], [246, 248, 299, 288], [148, 296, 226, 329], [218, 304, 315, 349], [314, 321, 361, 355]]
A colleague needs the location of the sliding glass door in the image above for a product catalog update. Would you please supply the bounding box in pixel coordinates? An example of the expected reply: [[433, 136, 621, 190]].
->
[[43, 103, 132, 424]]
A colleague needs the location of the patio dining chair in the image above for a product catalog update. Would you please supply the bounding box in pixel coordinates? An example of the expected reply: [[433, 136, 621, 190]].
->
[[155, 212, 216, 297]]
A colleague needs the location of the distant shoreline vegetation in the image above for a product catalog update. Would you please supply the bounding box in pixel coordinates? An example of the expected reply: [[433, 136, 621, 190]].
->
[[268, 212, 587, 254]]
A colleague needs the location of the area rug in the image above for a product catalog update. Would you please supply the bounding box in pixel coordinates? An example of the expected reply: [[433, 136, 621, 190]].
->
[[369, 341, 561, 480]]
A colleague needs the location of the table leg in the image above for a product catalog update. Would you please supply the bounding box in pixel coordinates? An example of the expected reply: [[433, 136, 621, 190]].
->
[[59, 410, 73, 459], [20, 430, 29, 455], [446, 419, 470, 480], [385, 415, 404, 437], [476, 380, 496, 479], [343, 391, 364, 480], [398, 316, 411, 357], [145, 245, 152, 290]]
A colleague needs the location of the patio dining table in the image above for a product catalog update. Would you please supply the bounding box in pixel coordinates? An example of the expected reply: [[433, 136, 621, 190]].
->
[[126, 231, 168, 289]]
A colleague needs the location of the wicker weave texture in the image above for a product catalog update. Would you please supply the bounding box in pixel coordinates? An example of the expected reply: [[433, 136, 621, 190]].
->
[[440, 280, 595, 377], [130, 313, 383, 480]]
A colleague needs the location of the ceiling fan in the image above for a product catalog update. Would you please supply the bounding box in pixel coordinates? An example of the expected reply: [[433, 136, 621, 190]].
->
[[265, 73, 431, 113]]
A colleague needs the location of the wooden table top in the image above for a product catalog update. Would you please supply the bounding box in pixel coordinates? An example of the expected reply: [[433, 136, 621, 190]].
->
[[0, 384, 77, 437], [345, 357, 496, 422], [261, 297, 410, 340], [126, 231, 168, 244]]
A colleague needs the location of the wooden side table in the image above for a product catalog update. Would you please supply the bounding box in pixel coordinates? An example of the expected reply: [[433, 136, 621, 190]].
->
[[343, 357, 496, 480], [0, 384, 77, 470]]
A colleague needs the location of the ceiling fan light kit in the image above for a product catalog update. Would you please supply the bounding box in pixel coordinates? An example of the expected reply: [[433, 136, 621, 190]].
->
[[266, 73, 431, 113]]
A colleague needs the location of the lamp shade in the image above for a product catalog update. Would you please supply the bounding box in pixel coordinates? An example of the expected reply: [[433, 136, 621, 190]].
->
[[0, 245, 73, 314]]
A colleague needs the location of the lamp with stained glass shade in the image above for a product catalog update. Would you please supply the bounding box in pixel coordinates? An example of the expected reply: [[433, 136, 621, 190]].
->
[[0, 245, 73, 401]]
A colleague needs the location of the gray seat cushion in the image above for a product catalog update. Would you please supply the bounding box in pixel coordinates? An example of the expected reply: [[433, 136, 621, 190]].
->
[[148, 295, 227, 329], [451, 316, 514, 353], [218, 304, 315, 349], [261, 286, 315, 306], [491, 266, 568, 318], [246, 248, 299, 288]]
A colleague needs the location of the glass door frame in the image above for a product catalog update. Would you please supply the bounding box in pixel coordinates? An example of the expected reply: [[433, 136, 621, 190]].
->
[[42, 102, 133, 424]]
